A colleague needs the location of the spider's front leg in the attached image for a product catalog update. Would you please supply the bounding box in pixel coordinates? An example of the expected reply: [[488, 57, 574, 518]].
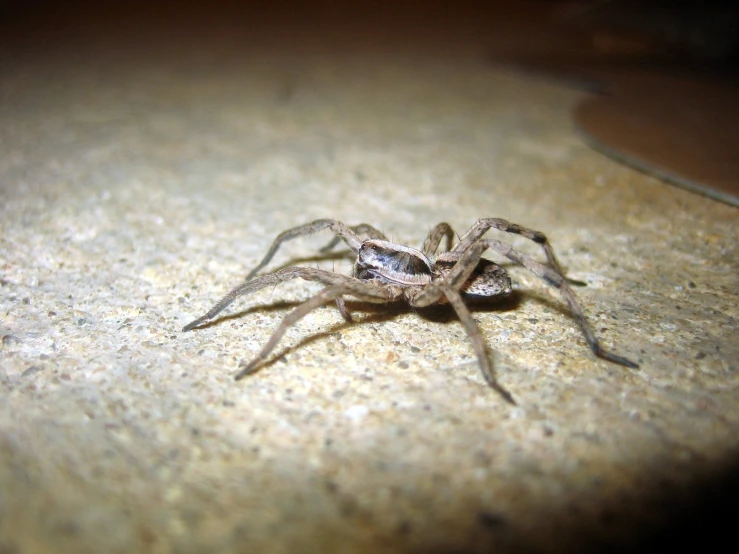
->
[[234, 279, 400, 379], [318, 223, 387, 254], [407, 241, 517, 404], [183, 267, 361, 331], [245, 220, 371, 322], [245, 219, 365, 280], [182, 266, 401, 380]]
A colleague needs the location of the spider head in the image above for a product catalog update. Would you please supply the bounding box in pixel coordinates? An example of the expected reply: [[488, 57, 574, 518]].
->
[[356, 240, 433, 286]]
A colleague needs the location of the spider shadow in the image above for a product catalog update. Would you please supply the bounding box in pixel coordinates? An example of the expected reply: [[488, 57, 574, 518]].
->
[[235, 284, 591, 381], [237, 293, 530, 405], [243, 307, 408, 373], [187, 300, 306, 329], [195, 291, 530, 384], [187, 298, 410, 374]]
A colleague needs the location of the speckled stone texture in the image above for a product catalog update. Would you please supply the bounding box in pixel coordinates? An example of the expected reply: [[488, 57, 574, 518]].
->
[[1, 5, 737, 554]]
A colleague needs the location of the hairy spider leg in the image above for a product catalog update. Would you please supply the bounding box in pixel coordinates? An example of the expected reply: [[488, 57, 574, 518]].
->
[[299, 222, 388, 321], [322, 222, 455, 259], [235, 279, 400, 379], [245, 219, 365, 280], [183, 267, 370, 332], [334, 297, 352, 322], [406, 241, 515, 403], [451, 218, 570, 278], [410, 241, 490, 307], [319, 223, 387, 253], [421, 222, 456, 257], [482, 238, 638, 369], [441, 285, 516, 405]]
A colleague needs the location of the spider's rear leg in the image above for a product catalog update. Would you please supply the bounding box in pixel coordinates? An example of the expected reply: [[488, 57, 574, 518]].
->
[[235, 280, 399, 379], [246, 219, 364, 280], [452, 218, 573, 278], [482, 238, 639, 369]]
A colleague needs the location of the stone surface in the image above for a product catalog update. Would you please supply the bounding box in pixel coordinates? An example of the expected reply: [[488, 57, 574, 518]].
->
[[1, 5, 737, 553]]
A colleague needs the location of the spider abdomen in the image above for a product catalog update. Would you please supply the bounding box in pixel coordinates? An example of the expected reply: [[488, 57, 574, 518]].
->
[[435, 258, 512, 299]]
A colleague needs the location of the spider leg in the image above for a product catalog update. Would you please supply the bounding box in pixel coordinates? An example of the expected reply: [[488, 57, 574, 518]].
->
[[406, 242, 515, 402], [421, 222, 456, 257], [319, 223, 387, 253], [235, 280, 398, 379], [183, 267, 371, 332], [440, 285, 516, 405], [335, 297, 353, 322], [482, 238, 639, 369], [452, 218, 568, 276], [312, 223, 387, 320], [246, 219, 364, 280], [410, 241, 490, 307]]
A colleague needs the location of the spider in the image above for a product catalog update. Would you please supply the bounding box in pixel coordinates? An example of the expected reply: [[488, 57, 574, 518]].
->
[[183, 218, 638, 404]]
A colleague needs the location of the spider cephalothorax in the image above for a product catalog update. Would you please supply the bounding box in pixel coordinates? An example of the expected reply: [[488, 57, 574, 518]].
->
[[355, 240, 434, 285], [183, 219, 638, 404]]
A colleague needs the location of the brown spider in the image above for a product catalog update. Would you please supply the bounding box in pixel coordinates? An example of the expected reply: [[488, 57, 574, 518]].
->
[[183, 219, 638, 404]]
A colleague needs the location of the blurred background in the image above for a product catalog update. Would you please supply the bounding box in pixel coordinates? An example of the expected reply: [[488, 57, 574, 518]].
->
[[3, 0, 738, 204]]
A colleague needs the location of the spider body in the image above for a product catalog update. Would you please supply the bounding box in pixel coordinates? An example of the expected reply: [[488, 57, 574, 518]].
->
[[183, 218, 638, 404], [355, 240, 513, 300]]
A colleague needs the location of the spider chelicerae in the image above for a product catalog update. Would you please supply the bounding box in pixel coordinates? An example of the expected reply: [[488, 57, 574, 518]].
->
[[183, 218, 638, 404]]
